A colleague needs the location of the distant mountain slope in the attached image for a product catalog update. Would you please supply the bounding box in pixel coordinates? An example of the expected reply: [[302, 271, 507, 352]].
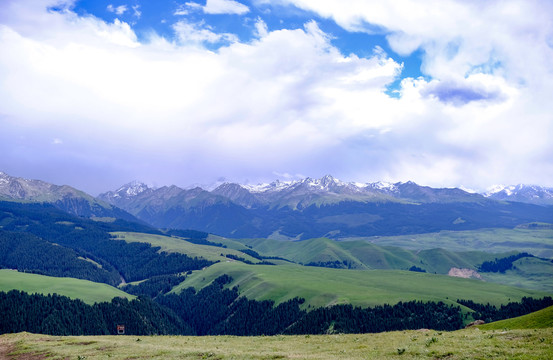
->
[[484, 184, 553, 205], [99, 176, 553, 239], [0, 171, 138, 221]]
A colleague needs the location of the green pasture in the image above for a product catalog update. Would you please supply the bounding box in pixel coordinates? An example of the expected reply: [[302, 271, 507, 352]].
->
[[111, 232, 260, 263], [2, 327, 552, 360], [346, 227, 553, 258], [0, 269, 133, 304], [478, 305, 553, 330], [172, 261, 548, 309]]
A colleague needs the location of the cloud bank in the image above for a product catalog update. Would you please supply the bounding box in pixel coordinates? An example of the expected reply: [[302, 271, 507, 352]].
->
[[0, 0, 551, 193]]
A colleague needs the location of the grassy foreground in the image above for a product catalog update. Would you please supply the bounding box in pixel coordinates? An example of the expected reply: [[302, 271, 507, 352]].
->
[[1, 328, 552, 360]]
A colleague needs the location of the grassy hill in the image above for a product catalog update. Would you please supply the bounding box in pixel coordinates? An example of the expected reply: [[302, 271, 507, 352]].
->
[[480, 257, 553, 292], [348, 227, 553, 258], [170, 261, 548, 309], [114, 231, 553, 293], [478, 305, 553, 330], [0, 270, 133, 304], [2, 328, 552, 359], [111, 232, 261, 263], [235, 237, 502, 272]]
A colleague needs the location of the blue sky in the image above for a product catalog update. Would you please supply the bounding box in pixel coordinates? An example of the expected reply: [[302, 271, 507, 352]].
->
[[70, 1, 424, 81], [0, 0, 552, 194]]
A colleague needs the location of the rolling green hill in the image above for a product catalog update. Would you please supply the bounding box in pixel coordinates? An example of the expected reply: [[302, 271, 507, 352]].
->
[[114, 231, 553, 292], [0, 269, 134, 304], [235, 237, 502, 272], [170, 261, 548, 309], [348, 227, 553, 258], [479, 305, 553, 330], [111, 232, 261, 263]]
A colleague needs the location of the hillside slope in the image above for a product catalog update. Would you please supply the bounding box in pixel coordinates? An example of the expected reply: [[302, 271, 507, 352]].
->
[[0, 270, 133, 304], [479, 305, 553, 329], [171, 261, 548, 309]]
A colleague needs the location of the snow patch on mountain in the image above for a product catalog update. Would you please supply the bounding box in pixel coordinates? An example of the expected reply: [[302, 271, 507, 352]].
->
[[114, 180, 150, 197]]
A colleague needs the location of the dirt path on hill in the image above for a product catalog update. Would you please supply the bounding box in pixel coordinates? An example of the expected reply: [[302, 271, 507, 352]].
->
[[0, 336, 49, 360], [0, 337, 14, 360]]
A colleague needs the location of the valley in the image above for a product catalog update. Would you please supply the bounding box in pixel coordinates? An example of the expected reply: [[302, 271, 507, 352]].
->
[[0, 171, 551, 339]]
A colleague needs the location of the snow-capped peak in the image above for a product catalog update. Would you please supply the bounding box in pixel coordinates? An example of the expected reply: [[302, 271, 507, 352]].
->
[[115, 180, 150, 197], [244, 179, 297, 193], [459, 185, 477, 194], [484, 184, 513, 197]]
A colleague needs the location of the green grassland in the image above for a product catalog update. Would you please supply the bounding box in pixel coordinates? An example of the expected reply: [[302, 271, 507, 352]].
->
[[235, 236, 503, 273], [480, 257, 553, 292], [111, 232, 261, 263], [346, 227, 553, 258], [0, 269, 133, 304], [478, 305, 553, 330], [114, 231, 553, 294], [171, 261, 548, 309], [2, 327, 552, 360]]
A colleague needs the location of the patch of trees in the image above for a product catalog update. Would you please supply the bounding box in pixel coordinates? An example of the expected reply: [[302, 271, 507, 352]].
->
[[477, 253, 535, 273], [238, 248, 292, 263], [457, 296, 553, 323], [223, 254, 275, 265], [409, 266, 426, 273], [0, 230, 121, 285], [305, 260, 353, 269], [81, 239, 214, 282], [164, 229, 226, 248], [121, 274, 186, 299], [285, 301, 462, 334], [156, 275, 304, 336], [0, 202, 214, 283], [0, 290, 190, 336]]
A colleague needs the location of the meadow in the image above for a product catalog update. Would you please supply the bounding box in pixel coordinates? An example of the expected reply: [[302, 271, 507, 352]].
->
[[172, 261, 548, 309], [1, 327, 552, 360], [0, 269, 133, 304], [349, 227, 553, 258]]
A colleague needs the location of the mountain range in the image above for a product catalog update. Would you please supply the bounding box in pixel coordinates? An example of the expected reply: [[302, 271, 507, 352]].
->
[[0, 171, 138, 222], [97, 175, 553, 239], [2, 171, 552, 239]]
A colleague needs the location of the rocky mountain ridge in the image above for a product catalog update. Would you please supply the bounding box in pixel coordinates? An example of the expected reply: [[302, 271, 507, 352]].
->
[[0, 171, 139, 221], [100, 175, 553, 209], [98, 175, 553, 239]]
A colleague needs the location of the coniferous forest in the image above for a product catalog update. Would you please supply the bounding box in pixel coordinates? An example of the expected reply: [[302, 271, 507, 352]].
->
[[1, 275, 552, 336]]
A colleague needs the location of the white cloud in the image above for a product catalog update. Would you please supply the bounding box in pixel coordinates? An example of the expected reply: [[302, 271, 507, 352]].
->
[[131, 5, 141, 18], [172, 19, 239, 44], [106, 4, 128, 16], [204, 0, 249, 15], [182, 0, 249, 15], [174, 4, 189, 16], [254, 17, 268, 38], [0, 0, 552, 192]]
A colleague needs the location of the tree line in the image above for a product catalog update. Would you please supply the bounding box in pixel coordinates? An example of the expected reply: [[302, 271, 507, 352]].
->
[[2, 276, 551, 336], [477, 252, 535, 273], [0, 202, 214, 284], [457, 296, 553, 323]]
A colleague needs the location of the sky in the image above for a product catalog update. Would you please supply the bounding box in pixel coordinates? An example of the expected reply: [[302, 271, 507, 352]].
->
[[0, 0, 552, 195]]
